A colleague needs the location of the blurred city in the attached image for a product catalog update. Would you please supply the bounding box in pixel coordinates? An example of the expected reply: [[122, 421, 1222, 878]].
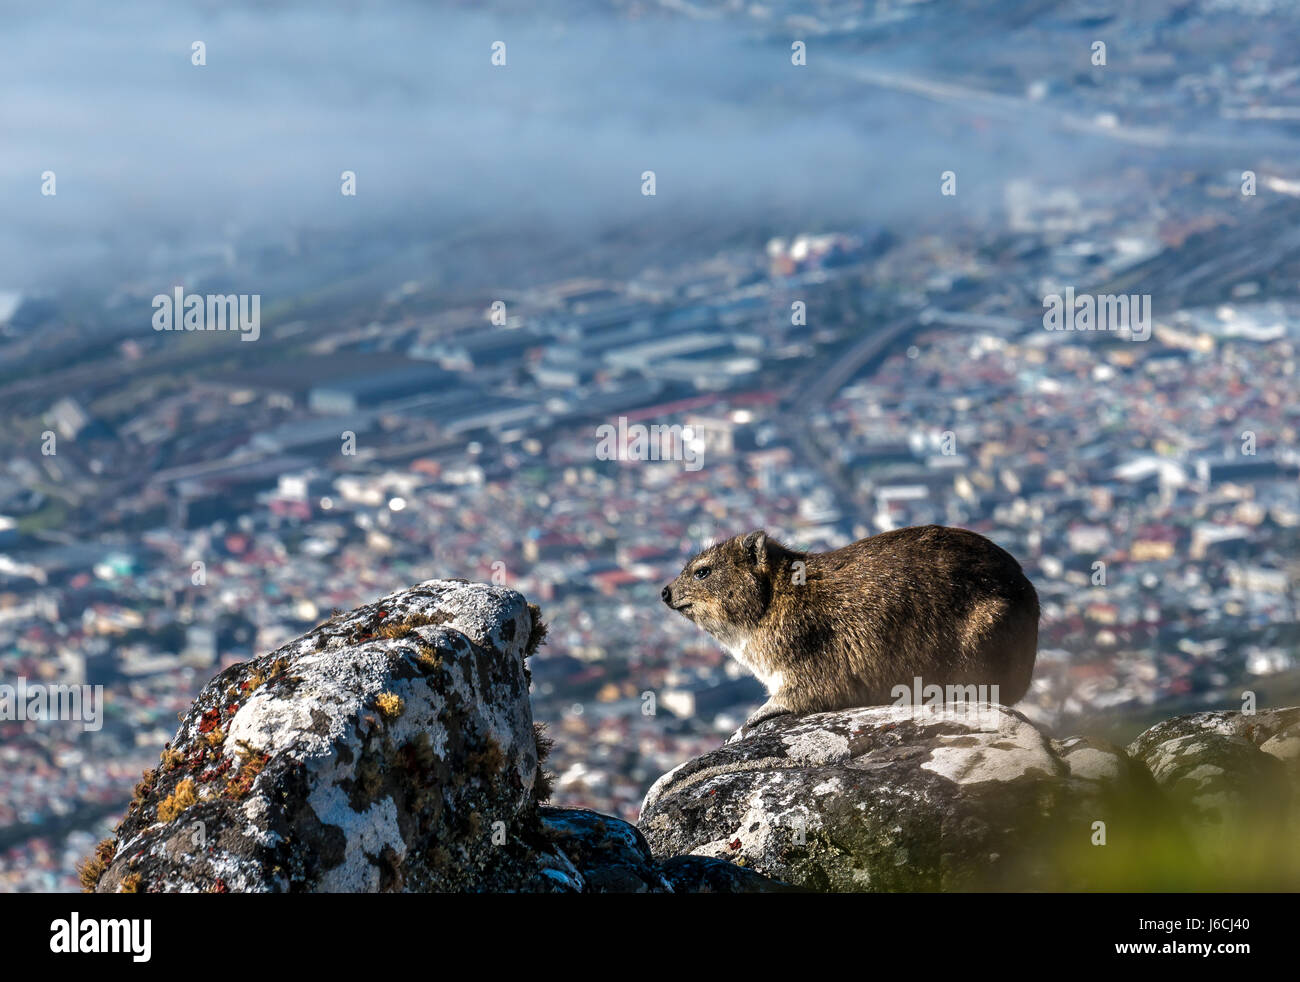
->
[[2, 0, 1299, 889]]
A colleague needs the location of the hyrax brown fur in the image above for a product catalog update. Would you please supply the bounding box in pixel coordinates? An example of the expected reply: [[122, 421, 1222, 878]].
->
[[662, 525, 1039, 730]]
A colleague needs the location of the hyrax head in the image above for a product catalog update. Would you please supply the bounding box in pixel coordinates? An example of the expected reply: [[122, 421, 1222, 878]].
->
[[661, 530, 774, 637]]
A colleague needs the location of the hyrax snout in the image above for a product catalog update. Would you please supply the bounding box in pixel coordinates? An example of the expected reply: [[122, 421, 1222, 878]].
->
[[663, 525, 1039, 730]]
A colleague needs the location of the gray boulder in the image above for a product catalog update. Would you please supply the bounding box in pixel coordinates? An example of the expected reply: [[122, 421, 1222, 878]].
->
[[638, 703, 1161, 891], [87, 579, 555, 892], [1125, 706, 1299, 874], [538, 807, 673, 892], [1260, 724, 1300, 764], [639, 702, 1300, 892], [1126, 706, 1300, 763], [537, 807, 789, 892], [658, 854, 800, 892]]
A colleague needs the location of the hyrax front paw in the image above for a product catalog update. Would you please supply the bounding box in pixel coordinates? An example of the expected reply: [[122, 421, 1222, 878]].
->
[[728, 700, 793, 742], [745, 700, 793, 729]]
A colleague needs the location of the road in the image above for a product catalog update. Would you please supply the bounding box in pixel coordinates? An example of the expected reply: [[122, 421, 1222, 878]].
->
[[775, 314, 922, 531], [819, 58, 1298, 154]]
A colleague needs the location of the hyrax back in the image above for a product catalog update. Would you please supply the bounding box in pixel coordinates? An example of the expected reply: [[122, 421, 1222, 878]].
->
[[661, 525, 1039, 726]]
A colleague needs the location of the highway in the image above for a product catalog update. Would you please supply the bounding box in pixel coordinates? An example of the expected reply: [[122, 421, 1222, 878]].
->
[[818, 58, 1299, 154], [774, 314, 921, 532]]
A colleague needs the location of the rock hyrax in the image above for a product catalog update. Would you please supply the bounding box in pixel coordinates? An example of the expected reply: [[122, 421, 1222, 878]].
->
[[661, 525, 1039, 730]]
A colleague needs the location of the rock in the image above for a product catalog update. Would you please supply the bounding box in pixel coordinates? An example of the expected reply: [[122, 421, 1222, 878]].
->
[[1126, 709, 1296, 872], [635, 702, 1297, 892], [1126, 706, 1300, 763], [530, 806, 796, 892], [1261, 724, 1300, 764], [657, 854, 799, 892], [1130, 731, 1283, 824], [81, 579, 788, 894], [538, 807, 672, 892], [1260, 724, 1300, 807], [1051, 734, 1146, 785], [88, 579, 554, 892], [639, 703, 1158, 891], [521, 807, 795, 893]]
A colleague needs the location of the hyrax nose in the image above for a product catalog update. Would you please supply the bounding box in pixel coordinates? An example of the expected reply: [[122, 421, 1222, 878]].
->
[[661, 585, 672, 605]]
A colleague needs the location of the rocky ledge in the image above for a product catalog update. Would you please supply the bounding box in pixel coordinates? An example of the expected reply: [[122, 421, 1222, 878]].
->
[[640, 703, 1299, 890], [81, 579, 1299, 892]]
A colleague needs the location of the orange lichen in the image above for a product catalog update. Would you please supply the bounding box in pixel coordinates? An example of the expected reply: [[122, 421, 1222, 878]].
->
[[224, 742, 270, 799], [157, 778, 198, 822], [376, 610, 453, 641], [76, 838, 117, 893]]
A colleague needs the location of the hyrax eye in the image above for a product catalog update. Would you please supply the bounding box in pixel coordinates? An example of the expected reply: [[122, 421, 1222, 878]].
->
[[693, 566, 712, 580]]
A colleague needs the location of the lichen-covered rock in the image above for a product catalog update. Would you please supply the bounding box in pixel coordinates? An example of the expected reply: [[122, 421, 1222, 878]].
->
[[636, 703, 1299, 892], [89, 579, 552, 893], [1129, 731, 1284, 835], [638, 704, 1157, 891], [1260, 724, 1300, 811], [1051, 734, 1145, 785], [1260, 724, 1300, 764], [1126, 708, 1298, 870], [1126, 706, 1300, 763]]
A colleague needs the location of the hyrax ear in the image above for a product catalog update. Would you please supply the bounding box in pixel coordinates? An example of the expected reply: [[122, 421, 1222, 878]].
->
[[742, 530, 768, 568]]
